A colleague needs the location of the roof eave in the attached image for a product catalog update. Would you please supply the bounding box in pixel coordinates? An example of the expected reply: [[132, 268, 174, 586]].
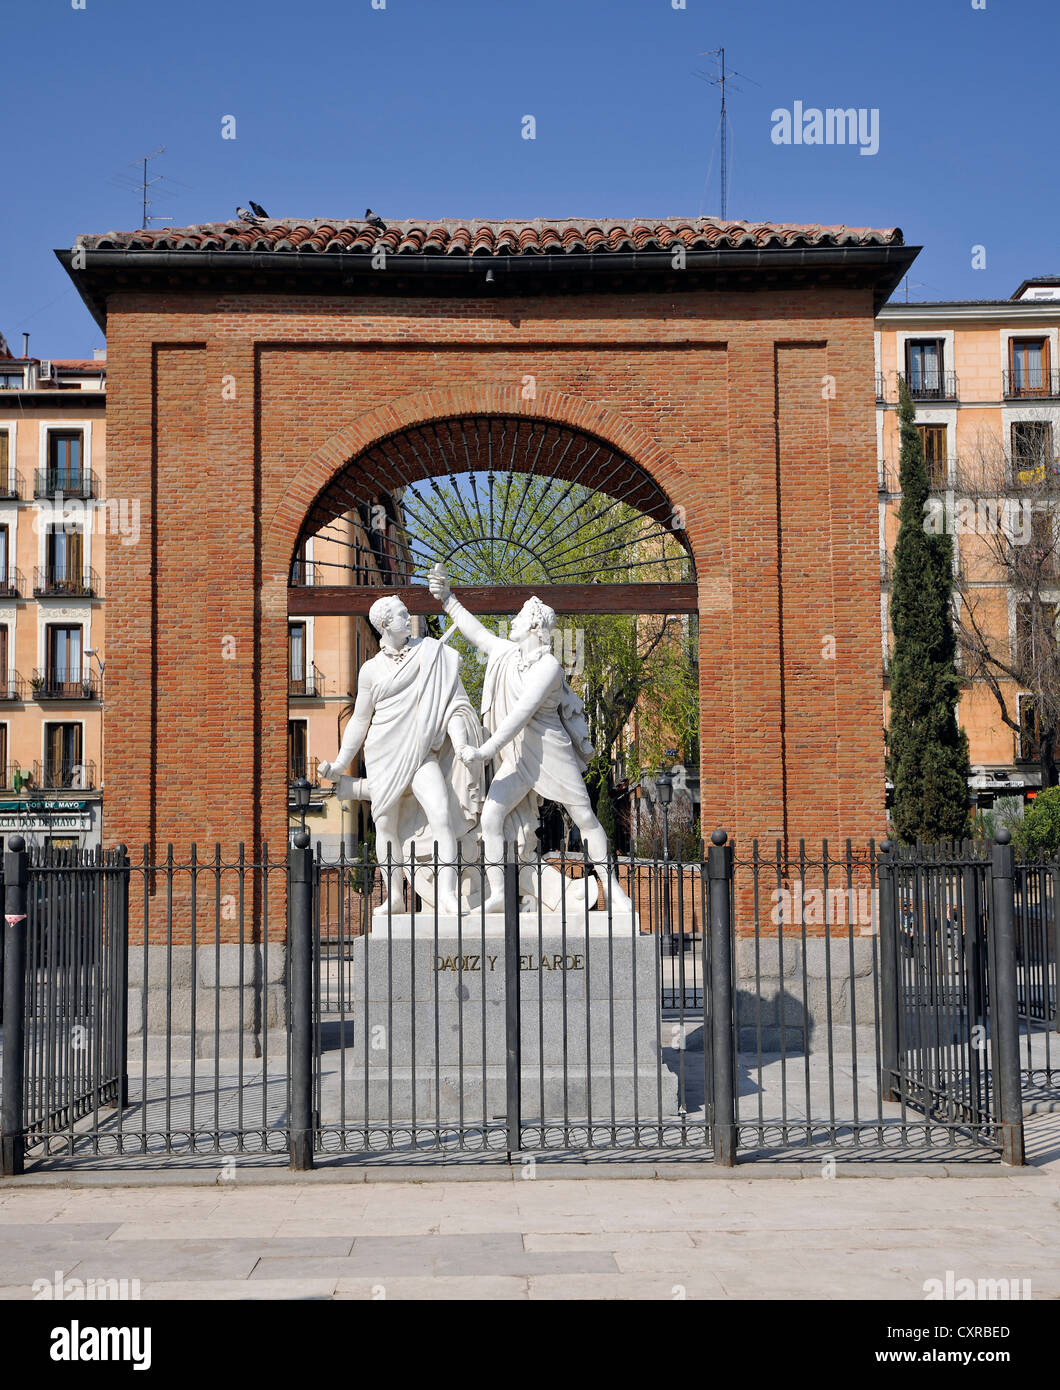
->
[[57, 242, 920, 331]]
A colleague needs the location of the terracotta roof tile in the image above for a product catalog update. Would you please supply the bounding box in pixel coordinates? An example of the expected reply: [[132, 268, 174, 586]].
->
[[74, 216, 903, 257]]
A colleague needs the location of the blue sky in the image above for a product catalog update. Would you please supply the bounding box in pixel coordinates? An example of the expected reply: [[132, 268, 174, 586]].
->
[[3, 0, 1056, 357]]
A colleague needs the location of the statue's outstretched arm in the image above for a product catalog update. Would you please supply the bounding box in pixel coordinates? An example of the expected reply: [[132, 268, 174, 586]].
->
[[428, 568, 503, 658], [320, 676, 374, 779]]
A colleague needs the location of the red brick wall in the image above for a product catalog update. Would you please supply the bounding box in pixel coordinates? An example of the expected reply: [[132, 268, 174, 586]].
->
[[102, 285, 886, 866]]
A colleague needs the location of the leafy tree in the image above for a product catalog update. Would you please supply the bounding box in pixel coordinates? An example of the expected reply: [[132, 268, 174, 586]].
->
[[886, 378, 970, 841], [1013, 786, 1060, 858]]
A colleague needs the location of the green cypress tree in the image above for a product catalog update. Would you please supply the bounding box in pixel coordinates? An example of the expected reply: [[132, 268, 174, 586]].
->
[[886, 377, 970, 842]]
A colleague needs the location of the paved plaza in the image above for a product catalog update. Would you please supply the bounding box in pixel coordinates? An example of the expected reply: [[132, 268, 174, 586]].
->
[[0, 1112, 1056, 1301]]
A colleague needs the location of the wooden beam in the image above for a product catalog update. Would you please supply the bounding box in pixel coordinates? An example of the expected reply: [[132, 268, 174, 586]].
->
[[287, 582, 699, 616]]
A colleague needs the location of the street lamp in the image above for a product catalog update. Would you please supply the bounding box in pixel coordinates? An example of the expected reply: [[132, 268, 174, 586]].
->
[[293, 777, 311, 837]]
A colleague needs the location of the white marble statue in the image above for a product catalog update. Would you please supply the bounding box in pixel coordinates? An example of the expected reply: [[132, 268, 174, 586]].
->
[[317, 594, 484, 915], [428, 568, 635, 915]]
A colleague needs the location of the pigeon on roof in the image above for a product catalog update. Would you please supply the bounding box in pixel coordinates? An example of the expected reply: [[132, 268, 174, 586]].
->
[[249, 201, 269, 219], [236, 206, 260, 224], [365, 208, 387, 229]]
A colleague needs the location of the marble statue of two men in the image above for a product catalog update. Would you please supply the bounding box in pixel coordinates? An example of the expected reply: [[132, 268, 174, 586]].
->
[[317, 568, 634, 919]]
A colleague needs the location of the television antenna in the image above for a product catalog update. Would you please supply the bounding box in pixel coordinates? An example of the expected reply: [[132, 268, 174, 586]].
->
[[694, 48, 759, 221], [106, 147, 184, 228]]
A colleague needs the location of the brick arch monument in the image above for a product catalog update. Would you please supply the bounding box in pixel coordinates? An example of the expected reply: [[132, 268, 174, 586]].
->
[[60, 216, 917, 855]]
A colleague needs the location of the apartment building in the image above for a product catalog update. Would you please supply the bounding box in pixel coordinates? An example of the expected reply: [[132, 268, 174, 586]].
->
[[0, 334, 106, 852], [876, 275, 1060, 807]]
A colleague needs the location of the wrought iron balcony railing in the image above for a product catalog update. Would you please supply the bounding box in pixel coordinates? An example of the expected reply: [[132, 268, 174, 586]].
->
[[0, 671, 27, 701], [0, 764, 29, 791], [33, 566, 100, 599], [1003, 370, 1060, 400], [34, 468, 94, 500], [0, 470, 21, 501], [32, 759, 96, 791], [31, 668, 97, 700], [288, 756, 320, 786], [288, 668, 324, 699], [0, 568, 24, 598], [897, 371, 959, 402]]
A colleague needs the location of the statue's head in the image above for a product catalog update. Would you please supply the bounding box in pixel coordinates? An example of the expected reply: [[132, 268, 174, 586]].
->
[[369, 595, 411, 643], [510, 595, 556, 645]]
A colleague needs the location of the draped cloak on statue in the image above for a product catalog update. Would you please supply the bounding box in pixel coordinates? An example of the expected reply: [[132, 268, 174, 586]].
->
[[480, 642, 600, 911], [362, 637, 484, 859]]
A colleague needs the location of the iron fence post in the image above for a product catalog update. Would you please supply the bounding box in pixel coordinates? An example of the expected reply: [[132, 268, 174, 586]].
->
[[1052, 858, 1060, 1036], [1, 835, 28, 1176], [990, 830, 1026, 1166], [504, 844, 521, 1157], [112, 845, 130, 1108], [877, 840, 899, 1102], [287, 830, 315, 1170], [707, 829, 737, 1166]]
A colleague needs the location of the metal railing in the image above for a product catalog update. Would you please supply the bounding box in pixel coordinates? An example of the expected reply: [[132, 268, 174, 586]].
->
[[0, 568, 24, 599], [31, 759, 97, 790], [33, 567, 100, 599], [0, 671, 26, 701], [1003, 370, 1060, 400], [288, 755, 320, 786], [31, 668, 97, 700], [898, 370, 959, 402], [1, 835, 1049, 1173], [0, 471, 20, 501], [288, 669, 324, 698], [0, 764, 26, 790], [34, 469, 94, 500]]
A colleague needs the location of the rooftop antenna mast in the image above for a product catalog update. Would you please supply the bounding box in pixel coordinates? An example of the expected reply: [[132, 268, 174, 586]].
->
[[696, 48, 758, 221], [107, 147, 176, 229], [136, 147, 168, 228]]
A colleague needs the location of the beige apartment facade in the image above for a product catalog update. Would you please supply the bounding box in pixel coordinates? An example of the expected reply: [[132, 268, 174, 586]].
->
[[876, 275, 1060, 809], [0, 340, 107, 852]]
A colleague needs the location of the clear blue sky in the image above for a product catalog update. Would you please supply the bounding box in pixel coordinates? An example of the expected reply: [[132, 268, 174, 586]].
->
[[4, 0, 1057, 358]]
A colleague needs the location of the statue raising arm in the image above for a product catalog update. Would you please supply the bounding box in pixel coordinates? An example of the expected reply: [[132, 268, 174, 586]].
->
[[428, 568, 505, 660]]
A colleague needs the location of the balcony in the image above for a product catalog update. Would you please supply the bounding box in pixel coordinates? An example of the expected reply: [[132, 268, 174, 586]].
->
[[33, 566, 100, 599], [0, 764, 30, 792], [880, 551, 891, 584], [1003, 370, 1060, 401], [289, 559, 317, 586], [34, 468, 94, 501], [288, 755, 320, 786], [0, 568, 24, 598], [31, 668, 97, 701], [0, 671, 27, 701], [876, 373, 886, 402], [897, 371, 959, 403], [32, 759, 97, 791], [0, 471, 21, 501], [288, 667, 324, 699]]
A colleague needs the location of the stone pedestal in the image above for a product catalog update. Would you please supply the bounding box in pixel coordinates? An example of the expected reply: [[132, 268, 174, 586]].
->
[[336, 929, 679, 1123]]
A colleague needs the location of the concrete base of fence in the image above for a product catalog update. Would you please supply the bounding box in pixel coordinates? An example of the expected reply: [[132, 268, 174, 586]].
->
[[127, 945, 287, 1059], [345, 935, 679, 1121], [735, 936, 878, 1055]]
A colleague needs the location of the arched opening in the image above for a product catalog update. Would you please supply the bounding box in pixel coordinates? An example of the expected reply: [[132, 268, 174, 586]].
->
[[285, 413, 700, 864]]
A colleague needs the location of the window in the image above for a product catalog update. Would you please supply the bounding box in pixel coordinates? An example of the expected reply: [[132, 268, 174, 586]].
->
[[1018, 693, 1041, 763], [0, 724, 7, 784], [0, 430, 8, 486], [44, 722, 83, 787], [916, 424, 947, 488], [0, 370, 23, 390], [0, 523, 8, 582], [1014, 601, 1059, 670], [1031, 508, 1059, 577], [1012, 421, 1054, 483], [47, 432, 83, 491], [288, 719, 308, 782], [45, 526, 84, 590], [290, 539, 311, 586], [46, 624, 83, 692], [1010, 338, 1050, 397], [289, 622, 307, 695], [906, 339, 944, 396]]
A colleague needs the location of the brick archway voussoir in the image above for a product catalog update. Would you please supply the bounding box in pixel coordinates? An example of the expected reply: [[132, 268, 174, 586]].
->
[[262, 386, 695, 577]]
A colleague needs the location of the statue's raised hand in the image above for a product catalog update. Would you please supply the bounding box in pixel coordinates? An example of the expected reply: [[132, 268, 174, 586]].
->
[[428, 563, 451, 605]]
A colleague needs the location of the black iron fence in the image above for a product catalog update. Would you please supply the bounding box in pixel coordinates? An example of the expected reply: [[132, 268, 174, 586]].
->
[[1, 832, 1055, 1172]]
